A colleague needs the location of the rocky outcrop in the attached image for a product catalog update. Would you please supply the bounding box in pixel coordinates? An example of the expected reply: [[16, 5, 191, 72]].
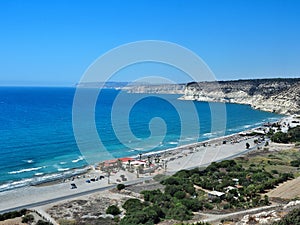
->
[[180, 79, 300, 115], [125, 83, 185, 94]]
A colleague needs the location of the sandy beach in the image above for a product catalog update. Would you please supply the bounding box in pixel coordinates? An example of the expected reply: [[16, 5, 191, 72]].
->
[[2, 114, 299, 215], [0, 130, 265, 213]]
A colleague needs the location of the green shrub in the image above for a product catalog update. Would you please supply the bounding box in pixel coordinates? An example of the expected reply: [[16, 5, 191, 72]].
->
[[272, 207, 300, 225], [36, 220, 53, 225], [122, 198, 144, 212], [223, 203, 230, 209], [117, 183, 125, 191], [166, 204, 192, 221], [106, 205, 121, 216], [204, 202, 214, 210], [180, 198, 203, 211], [22, 214, 34, 223], [290, 159, 300, 167], [0, 209, 27, 221], [164, 184, 182, 196], [174, 190, 186, 199]]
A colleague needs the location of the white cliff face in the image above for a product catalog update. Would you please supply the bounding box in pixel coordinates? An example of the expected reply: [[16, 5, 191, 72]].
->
[[180, 79, 300, 115]]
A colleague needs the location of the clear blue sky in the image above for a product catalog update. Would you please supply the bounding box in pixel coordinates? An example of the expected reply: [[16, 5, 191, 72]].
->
[[0, 0, 299, 85]]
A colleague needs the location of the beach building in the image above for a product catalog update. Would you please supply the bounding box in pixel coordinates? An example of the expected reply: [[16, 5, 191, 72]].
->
[[97, 159, 118, 171]]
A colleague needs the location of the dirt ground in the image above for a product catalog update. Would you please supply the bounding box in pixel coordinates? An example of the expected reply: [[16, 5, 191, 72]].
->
[[0, 217, 25, 225], [267, 176, 300, 199]]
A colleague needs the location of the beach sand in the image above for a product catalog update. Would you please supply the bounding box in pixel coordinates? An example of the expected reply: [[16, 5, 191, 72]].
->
[[0, 132, 261, 213]]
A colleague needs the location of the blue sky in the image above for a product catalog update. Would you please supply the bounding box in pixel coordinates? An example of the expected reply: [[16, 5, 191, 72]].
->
[[0, 0, 299, 85]]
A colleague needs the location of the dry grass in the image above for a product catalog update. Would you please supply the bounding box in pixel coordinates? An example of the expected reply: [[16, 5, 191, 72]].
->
[[267, 176, 300, 199], [236, 148, 300, 175], [0, 217, 25, 225]]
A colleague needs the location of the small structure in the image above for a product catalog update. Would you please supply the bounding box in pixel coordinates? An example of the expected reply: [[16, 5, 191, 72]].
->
[[224, 186, 236, 192], [119, 157, 134, 163], [208, 190, 225, 199], [232, 178, 239, 185], [98, 159, 118, 171]]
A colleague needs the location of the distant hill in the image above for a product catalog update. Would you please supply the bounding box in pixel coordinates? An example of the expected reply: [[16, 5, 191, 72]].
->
[[76, 78, 300, 115], [181, 78, 300, 115]]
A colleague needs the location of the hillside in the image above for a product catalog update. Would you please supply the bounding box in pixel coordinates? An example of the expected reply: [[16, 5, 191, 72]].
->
[[180, 78, 300, 115]]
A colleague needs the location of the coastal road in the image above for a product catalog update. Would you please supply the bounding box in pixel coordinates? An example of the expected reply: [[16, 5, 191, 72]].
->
[[0, 177, 152, 214]]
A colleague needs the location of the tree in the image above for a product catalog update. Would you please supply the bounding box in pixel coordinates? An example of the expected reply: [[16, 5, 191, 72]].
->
[[22, 214, 34, 223], [141, 189, 165, 203], [271, 132, 289, 143], [165, 184, 182, 196], [263, 195, 269, 205], [180, 198, 203, 211], [246, 142, 250, 149], [183, 183, 196, 195], [272, 207, 300, 225], [117, 183, 125, 191], [123, 198, 144, 213], [106, 205, 121, 216], [167, 204, 192, 221], [174, 190, 186, 199], [161, 176, 182, 185]]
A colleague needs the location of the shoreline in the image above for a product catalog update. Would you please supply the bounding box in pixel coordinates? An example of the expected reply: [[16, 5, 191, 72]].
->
[[1, 115, 295, 213], [0, 115, 285, 193]]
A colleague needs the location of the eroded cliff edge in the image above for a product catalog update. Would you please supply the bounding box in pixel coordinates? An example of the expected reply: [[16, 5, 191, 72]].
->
[[180, 78, 300, 115]]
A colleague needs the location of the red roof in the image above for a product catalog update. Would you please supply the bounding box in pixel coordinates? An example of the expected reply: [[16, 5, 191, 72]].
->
[[119, 157, 134, 162]]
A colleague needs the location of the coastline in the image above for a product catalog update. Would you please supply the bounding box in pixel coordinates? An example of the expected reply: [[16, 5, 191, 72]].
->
[[0, 115, 280, 193], [0, 114, 281, 193], [0, 115, 292, 213]]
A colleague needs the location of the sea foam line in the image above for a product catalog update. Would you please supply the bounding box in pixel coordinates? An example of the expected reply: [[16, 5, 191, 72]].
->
[[72, 156, 85, 163], [8, 166, 43, 174]]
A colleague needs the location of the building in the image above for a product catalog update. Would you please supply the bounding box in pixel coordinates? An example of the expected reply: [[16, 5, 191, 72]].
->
[[208, 190, 225, 199]]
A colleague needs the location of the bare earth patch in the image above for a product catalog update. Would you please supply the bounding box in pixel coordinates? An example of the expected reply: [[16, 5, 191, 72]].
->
[[267, 176, 300, 199], [46, 190, 133, 224], [0, 217, 25, 225]]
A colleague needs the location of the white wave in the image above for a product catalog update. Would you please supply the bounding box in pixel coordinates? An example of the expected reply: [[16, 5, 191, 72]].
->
[[168, 141, 178, 145], [23, 159, 34, 164], [59, 161, 67, 165], [1, 167, 90, 192], [8, 166, 43, 174], [0, 178, 33, 191], [72, 156, 84, 163], [203, 133, 213, 137], [35, 172, 44, 176], [186, 137, 196, 141], [57, 168, 70, 172]]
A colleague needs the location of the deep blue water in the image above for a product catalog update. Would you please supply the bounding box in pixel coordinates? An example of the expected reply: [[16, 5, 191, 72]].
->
[[0, 87, 283, 191]]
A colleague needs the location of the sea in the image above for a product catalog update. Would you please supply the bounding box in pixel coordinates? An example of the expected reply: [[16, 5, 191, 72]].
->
[[0, 87, 283, 192]]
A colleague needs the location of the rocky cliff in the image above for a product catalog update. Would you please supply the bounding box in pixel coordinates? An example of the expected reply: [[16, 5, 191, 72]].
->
[[180, 78, 300, 115]]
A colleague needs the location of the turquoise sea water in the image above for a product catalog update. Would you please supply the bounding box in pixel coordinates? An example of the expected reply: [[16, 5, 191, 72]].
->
[[0, 87, 283, 191]]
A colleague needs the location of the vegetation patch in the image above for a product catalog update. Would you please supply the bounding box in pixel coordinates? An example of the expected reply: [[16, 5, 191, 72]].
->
[[107, 154, 300, 224]]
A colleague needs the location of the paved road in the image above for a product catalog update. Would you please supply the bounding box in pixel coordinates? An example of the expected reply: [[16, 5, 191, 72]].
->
[[0, 177, 152, 214]]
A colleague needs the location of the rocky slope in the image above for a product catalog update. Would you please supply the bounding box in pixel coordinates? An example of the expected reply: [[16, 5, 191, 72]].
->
[[124, 83, 185, 94], [180, 78, 300, 115]]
